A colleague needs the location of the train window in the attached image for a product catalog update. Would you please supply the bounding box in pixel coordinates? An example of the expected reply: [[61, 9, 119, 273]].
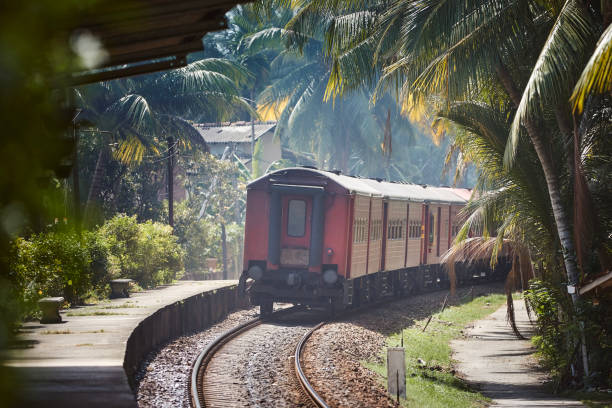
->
[[353, 218, 368, 243], [386, 219, 404, 240], [371, 219, 381, 241], [287, 200, 306, 237]]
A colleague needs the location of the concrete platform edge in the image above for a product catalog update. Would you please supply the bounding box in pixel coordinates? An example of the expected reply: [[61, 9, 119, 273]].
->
[[123, 284, 250, 391]]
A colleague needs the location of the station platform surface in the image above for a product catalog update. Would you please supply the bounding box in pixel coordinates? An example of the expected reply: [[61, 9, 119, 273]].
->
[[4, 280, 237, 408]]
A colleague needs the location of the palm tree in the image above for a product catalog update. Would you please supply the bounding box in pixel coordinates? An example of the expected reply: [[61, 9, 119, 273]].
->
[[242, 5, 421, 177], [283, 0, 611, 376], [75, 58, 252, 226]]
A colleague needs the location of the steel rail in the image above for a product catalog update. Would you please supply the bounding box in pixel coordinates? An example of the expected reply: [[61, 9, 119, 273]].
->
[[294, 322, 330, 408], [189, 305, 304, 408], [189, 317, 261, 408]]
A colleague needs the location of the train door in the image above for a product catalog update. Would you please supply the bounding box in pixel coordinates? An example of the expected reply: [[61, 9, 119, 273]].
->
[[279, 195, 312, 267]]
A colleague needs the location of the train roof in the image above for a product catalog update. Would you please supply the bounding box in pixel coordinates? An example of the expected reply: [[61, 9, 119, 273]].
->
[[249, 168, 470, 205]]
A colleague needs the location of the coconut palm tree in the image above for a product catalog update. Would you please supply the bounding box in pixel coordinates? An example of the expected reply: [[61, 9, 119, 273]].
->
[[75, 58, 252, 226], [282, 0, 611, 376]]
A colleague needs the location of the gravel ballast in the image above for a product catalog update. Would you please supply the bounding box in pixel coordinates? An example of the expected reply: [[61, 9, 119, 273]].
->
[[136, 283, 504, 407]]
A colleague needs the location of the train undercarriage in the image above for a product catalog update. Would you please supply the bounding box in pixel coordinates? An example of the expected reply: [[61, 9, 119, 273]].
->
[[243, 257, 511, 316]]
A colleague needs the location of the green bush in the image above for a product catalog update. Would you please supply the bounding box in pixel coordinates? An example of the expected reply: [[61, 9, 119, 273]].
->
[[173, 201, 219, 275], [97, 214, 184, 288], [9, 230, 93, 316], [525, 279, 612, 389]]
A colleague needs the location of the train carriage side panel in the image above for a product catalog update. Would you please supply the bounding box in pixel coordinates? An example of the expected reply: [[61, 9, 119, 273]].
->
[[449, 204, 462, 244], [243, 189, 270, 271], [350, 194, 370, 278], [367, 197, 383, 273], [406, 202, 422, 267], [384, 200, 408, 271], [438, 204, 451, 258], [321, 192, 350, 278], [425, 204, 446, 265]]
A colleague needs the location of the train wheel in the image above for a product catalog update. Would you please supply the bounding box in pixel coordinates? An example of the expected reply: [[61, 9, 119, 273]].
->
[[260, 300, 273, 317]]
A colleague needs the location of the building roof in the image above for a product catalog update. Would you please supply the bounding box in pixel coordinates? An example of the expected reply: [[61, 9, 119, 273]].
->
[[250, 168, 470, 205], [195, 123, 276, 144]]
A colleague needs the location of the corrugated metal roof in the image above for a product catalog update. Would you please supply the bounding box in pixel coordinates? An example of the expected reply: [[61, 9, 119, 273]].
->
[[250, 168, 469, 204], [195, 123, 275, 144]]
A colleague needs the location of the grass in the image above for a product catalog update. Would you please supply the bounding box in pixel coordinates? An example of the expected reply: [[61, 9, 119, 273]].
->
[[365, 293, 506, 408]]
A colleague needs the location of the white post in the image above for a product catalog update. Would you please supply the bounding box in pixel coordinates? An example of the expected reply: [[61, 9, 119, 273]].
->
[[387, 347, 406, 400]]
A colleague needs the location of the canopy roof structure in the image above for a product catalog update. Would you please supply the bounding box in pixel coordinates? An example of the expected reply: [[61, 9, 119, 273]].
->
[[71, 0, 246, 84]]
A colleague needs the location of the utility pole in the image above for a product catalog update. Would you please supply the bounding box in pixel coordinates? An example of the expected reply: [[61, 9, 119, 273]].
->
[[167, 135, 175, 228]]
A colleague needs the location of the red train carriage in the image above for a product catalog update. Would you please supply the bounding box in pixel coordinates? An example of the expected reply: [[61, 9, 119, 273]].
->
[[240, 167, 502, 315]]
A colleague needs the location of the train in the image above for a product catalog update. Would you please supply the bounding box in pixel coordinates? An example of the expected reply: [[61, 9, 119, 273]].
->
[[239, 167, 508, 315]]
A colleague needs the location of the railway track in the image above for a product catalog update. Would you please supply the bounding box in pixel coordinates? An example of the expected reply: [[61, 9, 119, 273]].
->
[[190, 307, 330, 408], [294, 322, 329, 408]]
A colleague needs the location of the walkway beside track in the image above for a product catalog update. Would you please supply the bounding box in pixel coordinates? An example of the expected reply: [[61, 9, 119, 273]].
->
[[451, 301, 584, 407], [5, 280, 237, 408]]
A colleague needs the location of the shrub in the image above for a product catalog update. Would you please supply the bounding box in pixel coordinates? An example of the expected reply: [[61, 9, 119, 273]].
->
[[173, 201, 219, 275], [9, 230, 92, 317], [96, 214, 184, 288]]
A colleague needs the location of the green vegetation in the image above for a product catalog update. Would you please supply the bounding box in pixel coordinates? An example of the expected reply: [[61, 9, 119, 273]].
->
[[366, 294, 506, 407], [265, 0, 611, 390], [8, 215, 184, 319], [0, 0, 610, 405]]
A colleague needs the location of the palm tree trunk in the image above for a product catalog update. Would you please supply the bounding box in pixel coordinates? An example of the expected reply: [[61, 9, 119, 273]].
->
[[496, 62, 589, 376], [167, 136, 175, 228], [72, 124, 81, 222], [221, 222, 228, 280], [85, 144, 109, 221]]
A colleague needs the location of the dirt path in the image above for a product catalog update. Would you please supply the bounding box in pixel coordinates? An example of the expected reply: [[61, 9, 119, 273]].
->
[[451, 300, 583, 407]]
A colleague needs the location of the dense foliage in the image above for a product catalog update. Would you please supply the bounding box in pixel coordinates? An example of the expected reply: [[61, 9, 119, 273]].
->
[[252, 0, 611, 388], [8, 215, 184, 319], [97, 214, 184, 288]]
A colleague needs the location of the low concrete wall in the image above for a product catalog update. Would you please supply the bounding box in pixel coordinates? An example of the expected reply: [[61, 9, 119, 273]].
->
[[123, 284, 249, 390]]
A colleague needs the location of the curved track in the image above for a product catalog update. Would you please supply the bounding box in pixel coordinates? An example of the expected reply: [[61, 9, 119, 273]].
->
[[190, 307, 330, 408], [294, 322, 330, 408]]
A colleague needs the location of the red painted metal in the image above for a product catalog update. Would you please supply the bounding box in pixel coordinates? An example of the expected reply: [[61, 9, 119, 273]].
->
[[243, 189, 270, 270], [436, 207, 441, 257], [321, 193, 349, 276], [365, 197, 372, 274], [344, 195, 354, 279], [404, 203, 410, 268]]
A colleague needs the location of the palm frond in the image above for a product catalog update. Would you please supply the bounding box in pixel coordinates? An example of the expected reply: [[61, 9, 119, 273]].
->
[[571, 23, 612, 113], [506, 0, 597, 167]]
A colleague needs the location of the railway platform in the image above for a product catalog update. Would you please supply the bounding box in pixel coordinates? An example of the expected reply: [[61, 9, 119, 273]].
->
[[4, 280, 238, 408]]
